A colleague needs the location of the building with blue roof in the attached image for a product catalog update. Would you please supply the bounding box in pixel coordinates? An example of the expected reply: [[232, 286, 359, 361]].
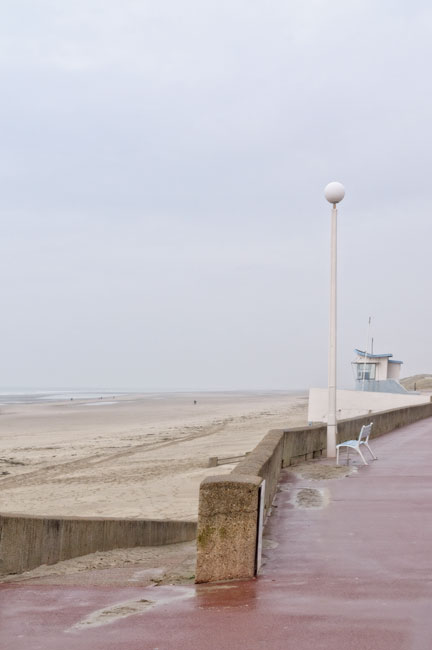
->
[[352, 349, 408, 394]]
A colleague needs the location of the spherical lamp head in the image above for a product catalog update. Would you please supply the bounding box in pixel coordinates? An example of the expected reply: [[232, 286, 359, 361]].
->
[[324, 181, 345, 204]]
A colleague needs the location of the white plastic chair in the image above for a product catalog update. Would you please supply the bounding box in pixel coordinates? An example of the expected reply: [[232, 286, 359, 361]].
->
[[336, 422, 377, 466]]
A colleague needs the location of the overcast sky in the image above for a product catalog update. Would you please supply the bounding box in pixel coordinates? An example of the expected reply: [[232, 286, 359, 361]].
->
[[0, 0, 431, 391]]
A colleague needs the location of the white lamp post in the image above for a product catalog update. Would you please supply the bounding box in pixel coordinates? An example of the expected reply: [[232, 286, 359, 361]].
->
[[324, 181, 345, 458]]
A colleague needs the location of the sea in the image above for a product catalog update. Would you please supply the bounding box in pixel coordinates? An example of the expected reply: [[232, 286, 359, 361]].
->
[[0, 388, 137, 406], [0, 387, 301, 406]]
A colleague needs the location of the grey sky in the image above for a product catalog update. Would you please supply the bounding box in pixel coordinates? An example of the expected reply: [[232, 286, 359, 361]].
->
[[0, 1, 431, 390]]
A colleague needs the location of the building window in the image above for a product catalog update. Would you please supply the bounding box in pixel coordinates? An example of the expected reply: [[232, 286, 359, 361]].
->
[[356, 363, 376, 380]]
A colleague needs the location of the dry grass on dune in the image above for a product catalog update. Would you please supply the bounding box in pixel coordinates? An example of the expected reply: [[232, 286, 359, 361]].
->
[[400, 374, 432, 391]]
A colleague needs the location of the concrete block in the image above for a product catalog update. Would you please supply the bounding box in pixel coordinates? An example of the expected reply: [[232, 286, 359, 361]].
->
[[195, 474, 262, 583]]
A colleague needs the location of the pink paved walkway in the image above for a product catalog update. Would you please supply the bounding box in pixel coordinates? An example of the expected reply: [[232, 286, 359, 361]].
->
[[2, 417, 432, 649]]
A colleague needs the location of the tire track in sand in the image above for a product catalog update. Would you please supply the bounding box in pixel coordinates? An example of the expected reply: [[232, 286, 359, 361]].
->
[[0, 417, 235, 490]]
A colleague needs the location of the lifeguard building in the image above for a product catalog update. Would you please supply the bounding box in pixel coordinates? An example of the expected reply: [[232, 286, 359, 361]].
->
[[308, 346, 429, 423], [352, 349, 408, 394]]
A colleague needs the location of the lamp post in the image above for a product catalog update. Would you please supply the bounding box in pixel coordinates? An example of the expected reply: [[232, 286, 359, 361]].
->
[[324, 181, 345, 458]]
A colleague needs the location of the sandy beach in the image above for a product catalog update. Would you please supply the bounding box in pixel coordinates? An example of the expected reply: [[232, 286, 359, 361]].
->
[[0, 391, 307, 521]]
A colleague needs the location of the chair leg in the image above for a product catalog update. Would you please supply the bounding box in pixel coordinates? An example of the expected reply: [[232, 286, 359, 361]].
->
[[336, 447, 339, 465], [365, 443, 377, 460], [356, 447, 368, 465]]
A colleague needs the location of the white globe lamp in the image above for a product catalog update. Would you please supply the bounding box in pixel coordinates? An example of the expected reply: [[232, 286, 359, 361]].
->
[[324, 181, 345, 205]]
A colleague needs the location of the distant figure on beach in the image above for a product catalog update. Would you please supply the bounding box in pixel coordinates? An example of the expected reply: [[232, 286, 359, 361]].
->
[[194, 400, 197, 405]]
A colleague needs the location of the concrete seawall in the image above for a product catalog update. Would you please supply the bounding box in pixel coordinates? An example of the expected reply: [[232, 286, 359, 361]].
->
[[195, 400, 432, 583], [0, 513, 197, 574]]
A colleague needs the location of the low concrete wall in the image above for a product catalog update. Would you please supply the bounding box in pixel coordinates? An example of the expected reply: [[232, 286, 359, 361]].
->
[[308, 387, 430, 423], [284, 400, 432, 468], [195, 401, 432, 583], [234, 429, 285, 515], [0, 513, 197, 575]]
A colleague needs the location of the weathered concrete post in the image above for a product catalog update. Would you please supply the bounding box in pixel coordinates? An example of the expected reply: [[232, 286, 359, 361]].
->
[[195, 474, 262, 583]]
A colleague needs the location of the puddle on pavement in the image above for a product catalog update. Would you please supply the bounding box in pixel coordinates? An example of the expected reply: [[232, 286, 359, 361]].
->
[[292, 487, 330, 509]]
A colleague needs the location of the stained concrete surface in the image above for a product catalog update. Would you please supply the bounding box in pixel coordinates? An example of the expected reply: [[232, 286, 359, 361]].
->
[[1, 417, 432, 649]]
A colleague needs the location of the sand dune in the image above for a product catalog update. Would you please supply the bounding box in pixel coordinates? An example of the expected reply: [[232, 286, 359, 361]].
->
[[400, 374, 432, 392]]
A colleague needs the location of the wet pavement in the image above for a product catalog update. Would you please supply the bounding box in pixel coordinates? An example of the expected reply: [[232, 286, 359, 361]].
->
[[1, 417, 432, 649]]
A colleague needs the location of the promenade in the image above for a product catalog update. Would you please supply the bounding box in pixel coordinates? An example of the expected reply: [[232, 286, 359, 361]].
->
[[1, 416, 432, 650]]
